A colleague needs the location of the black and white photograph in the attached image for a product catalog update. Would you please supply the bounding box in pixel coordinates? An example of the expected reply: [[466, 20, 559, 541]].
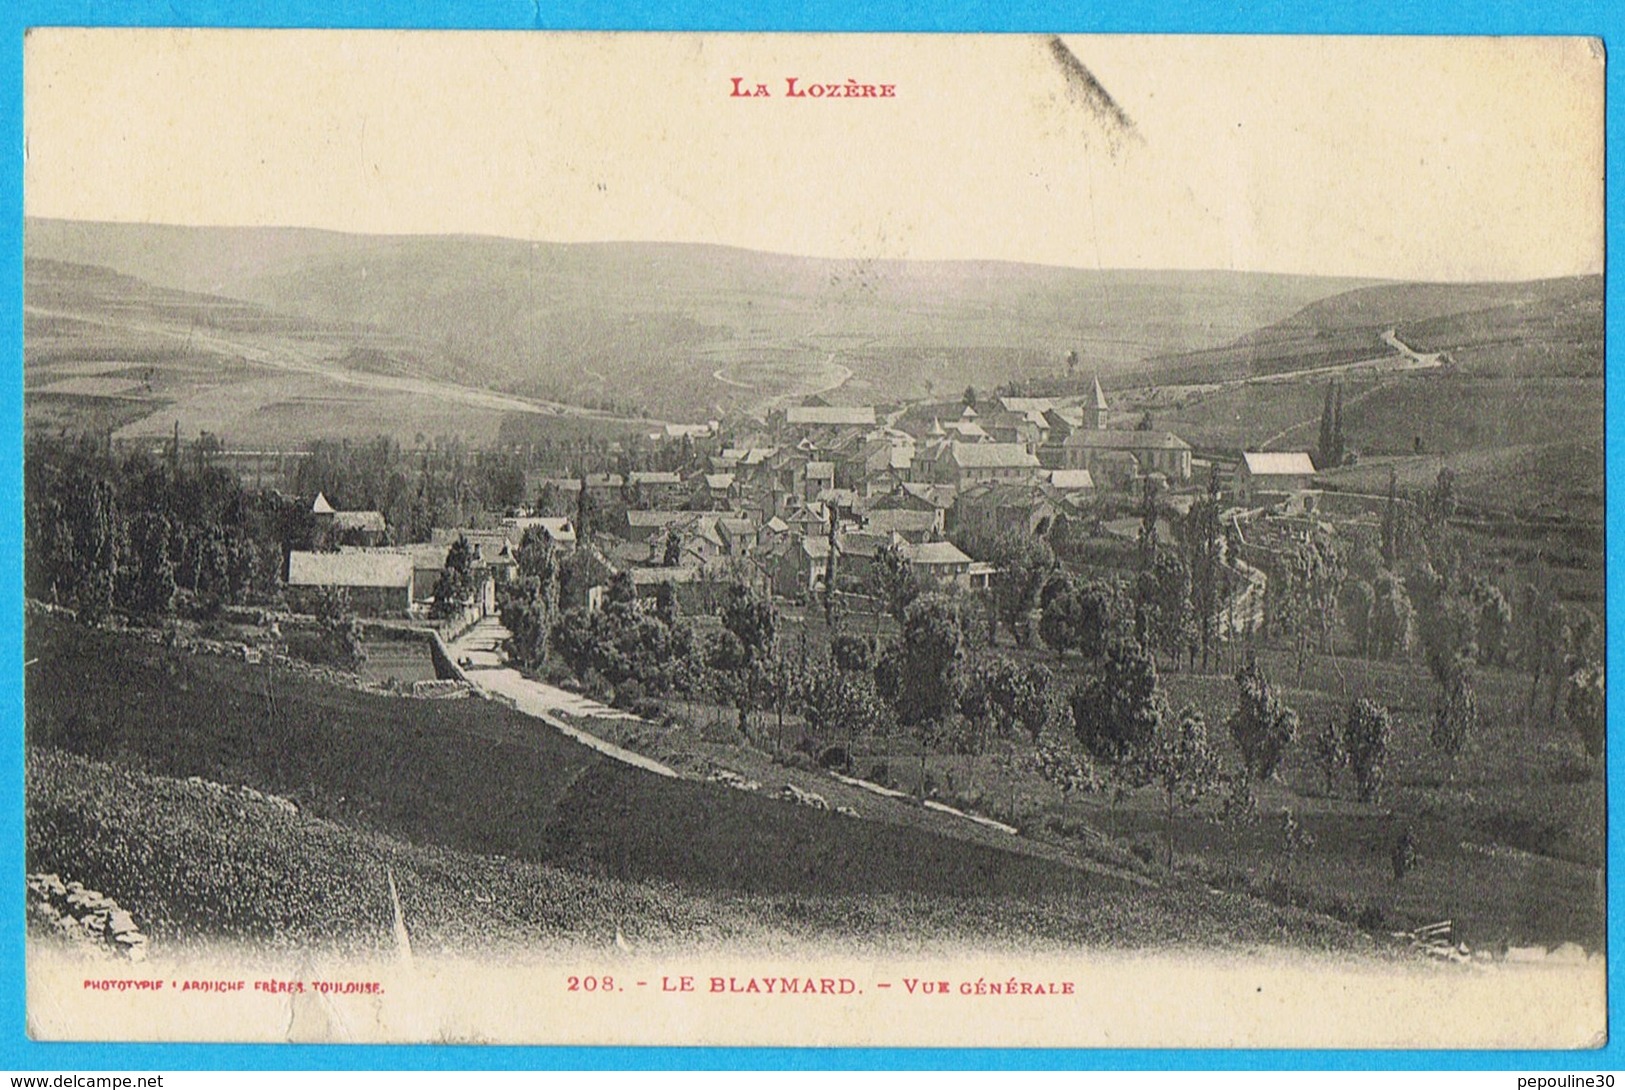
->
[[19, 30, 1607, 1047]]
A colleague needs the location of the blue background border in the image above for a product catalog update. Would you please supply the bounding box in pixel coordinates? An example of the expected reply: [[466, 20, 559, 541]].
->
[[1, 0, 1617, 1072]]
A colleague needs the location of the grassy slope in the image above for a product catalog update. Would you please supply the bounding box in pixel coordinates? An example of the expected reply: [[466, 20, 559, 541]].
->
[[24, 614, 1365, 953], [41, 746, 1355, 957]]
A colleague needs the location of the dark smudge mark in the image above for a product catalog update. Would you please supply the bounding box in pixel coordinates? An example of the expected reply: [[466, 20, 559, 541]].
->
[[1046, 36, 1139, 146]]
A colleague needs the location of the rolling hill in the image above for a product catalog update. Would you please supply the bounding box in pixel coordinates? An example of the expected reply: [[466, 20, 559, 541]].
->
[[25, 218, 1370, 421]]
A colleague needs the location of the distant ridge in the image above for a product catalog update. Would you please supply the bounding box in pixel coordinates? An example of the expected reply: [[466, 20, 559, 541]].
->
[[26, 218, 1372, 418]]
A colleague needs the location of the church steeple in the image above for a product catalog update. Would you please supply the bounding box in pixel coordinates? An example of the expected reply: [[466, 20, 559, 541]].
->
[[1083, 376, 1109, 430]]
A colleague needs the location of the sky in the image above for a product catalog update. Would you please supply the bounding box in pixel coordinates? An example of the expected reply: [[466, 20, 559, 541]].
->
[[22, 30, 1606, 281]]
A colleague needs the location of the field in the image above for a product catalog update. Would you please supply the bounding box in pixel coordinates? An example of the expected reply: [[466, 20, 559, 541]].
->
[[25, 614, 1370, 955], [584, 606, 1605, 955], [23, 258, 655, 450]]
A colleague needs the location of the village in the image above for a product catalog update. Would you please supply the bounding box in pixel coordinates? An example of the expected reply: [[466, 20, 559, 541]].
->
[[277, 377, 1323, 630]]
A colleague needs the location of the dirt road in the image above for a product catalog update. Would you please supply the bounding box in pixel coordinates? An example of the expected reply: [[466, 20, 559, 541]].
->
[[445, 617, 679, 778]]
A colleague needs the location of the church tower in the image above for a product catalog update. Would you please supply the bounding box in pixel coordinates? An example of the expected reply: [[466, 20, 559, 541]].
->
[[1082, 376, 1109, 430]]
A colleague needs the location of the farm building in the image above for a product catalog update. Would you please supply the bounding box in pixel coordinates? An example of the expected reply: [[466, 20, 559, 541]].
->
[[310, 492, 388, 546], [584, 473, 625, 504], [503, 515, 577, 553], [287, 550, 413, 616], [903, 540, 986, 589], [1235, 452, 1317, 505]]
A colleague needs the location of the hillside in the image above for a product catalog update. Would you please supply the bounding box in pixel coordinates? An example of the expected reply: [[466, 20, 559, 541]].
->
[[24, 257, 655, 448], [1117, 275, 1605, 525], [26, 218, 1367, 420], [1130, 275, 1602, 387], [24, 614, 1366, 953]]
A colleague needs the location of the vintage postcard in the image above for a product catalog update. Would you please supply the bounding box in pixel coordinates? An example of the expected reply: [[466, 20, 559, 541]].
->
[[20, 30, 1606, 1048]]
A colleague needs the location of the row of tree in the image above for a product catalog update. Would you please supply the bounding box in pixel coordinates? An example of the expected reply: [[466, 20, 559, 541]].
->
[[26, 436, 295, 623]]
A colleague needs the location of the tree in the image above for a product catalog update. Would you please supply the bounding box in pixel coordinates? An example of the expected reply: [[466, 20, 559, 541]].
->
[[719, 581, 776, 729], [517, 526, 560, 582], [870, 540, 924, 624], [1342, 698, 1393, 802], [310, 587, 365, 671], [500, 582, 555, 669], [1471, 577, 1513, 667], [986, 531, 1057, 645], [661, 528, 683, 568], [893, 592, 966, 728], [1330, 381, 1345, 467], [1224, 653, 1298, 781], [799, 655, 893, 763], [1143, 704, 1221, 870], [551, 599, 688, 701], [1316, 379, 1337, 470], [962, 385, 978, 409], [607, 569, 637, 608], [1038, 574, 1081, 660], [960, 657, 1051, 752], [123, 511, 177, 619], [1135, 475, 1162, 570], [653, 580, 682, 627], [1181, 466, 1227, 669], [1339, 578, 1374, 656], [575, 475, 594, 539], [1137, 550, 1194, 669], [1412, 564, 1476, 687], [1517, 572, 1567, 712], [830, 631, 873, 674], [1309, 714, 1345, 797], [1430, 666, 1477, 768], [1368, 570, 1415, 659], [821, 507, 840, 626], [1070, 638, 1164, 766], [430, 534, 477, 619], [1267, 535, 1342, 674], [1380, 468, 1415, 566], [1419, 466, 1459, 540], [1565, 661, 1605, 760]]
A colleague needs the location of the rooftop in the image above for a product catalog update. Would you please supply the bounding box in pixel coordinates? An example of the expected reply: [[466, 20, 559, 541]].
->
[[288, 550, 413, 589], [1062, 429, 1192, 451], [786, 406, 876, 427], [906, 541, 974, 567], [1048, 469, 1096, 491], [949, 442, 1043, 469], [332, 510, 387, 533], [1242, 451, 1318, 477]]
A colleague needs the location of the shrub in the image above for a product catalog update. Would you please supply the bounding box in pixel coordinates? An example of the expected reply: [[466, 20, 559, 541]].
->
[[630, 697, 666, 722]]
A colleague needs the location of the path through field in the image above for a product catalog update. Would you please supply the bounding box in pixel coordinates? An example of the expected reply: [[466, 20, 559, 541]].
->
[[25, 302, 662, 440], [1252, 329, 1445, 451]]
